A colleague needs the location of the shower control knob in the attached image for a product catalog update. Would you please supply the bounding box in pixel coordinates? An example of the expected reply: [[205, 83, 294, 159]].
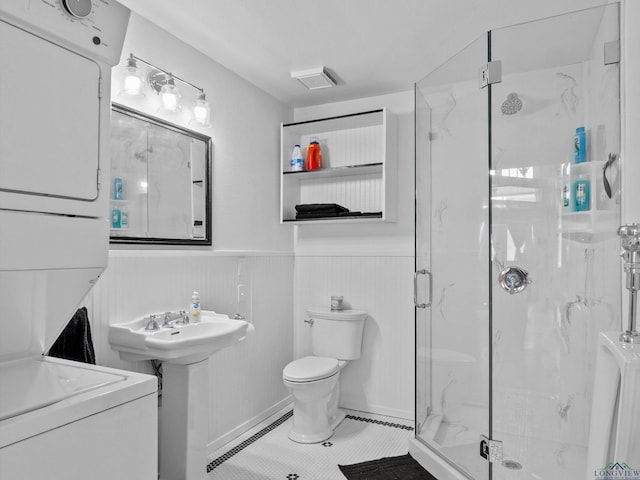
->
[[499, 266, 531, 294]]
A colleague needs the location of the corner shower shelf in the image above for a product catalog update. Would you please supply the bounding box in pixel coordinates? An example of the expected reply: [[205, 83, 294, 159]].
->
[[280, 109, 397, 224], [559, 160, 619, 242]]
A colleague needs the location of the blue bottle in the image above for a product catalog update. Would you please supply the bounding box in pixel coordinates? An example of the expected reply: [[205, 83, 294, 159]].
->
[[111, 208, 121, 228], [574, 180, 590, 211], [113, 177, 123, 199], [574, 127, 586, 164]]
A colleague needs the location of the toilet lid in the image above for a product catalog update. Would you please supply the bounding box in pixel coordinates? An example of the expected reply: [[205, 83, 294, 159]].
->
[[283, 356, 339, 382]]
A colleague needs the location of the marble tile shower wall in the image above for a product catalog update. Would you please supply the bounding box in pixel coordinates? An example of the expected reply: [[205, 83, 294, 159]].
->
[[427, 58, 621, 453], [85, 252, 294, 447]]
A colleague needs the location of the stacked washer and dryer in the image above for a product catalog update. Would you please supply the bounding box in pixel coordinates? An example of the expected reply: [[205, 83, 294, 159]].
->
[[0, 1, 157, 479]]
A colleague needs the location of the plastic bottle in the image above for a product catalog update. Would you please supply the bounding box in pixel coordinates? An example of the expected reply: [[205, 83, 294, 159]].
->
[[562, 183, 571, 211], [306, 139, 322, 170], [290, 144, 304, 172], [561, 162, 572, 212], [574, 178, 590, 211], [111, 208, 121, 228], [120, 209, 129, 229], [574, 127, 586, 163], [190, 291, 201, 322], [113, 178, 123, 199]]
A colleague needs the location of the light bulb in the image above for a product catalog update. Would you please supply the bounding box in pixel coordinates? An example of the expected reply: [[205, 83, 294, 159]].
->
[[123, 68, 142, 94], [119, 55, 145, 97], [159, 77, 181, 112], [161, 91, 178, 111], [192, 92, 211, 127]]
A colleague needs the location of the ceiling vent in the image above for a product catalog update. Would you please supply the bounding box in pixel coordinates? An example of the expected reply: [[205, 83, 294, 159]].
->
[[290, 66, 337, 90]]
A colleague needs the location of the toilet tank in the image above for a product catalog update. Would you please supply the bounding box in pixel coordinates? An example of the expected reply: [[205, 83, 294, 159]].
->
[[307, 307, 367, 360]]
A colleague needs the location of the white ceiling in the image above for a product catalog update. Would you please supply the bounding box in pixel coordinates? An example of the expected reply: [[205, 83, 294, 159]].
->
[[119, 0, 608, 108]]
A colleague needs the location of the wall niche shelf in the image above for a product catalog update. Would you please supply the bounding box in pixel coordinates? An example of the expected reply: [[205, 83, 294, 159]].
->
[[280, 109, 397, 224]]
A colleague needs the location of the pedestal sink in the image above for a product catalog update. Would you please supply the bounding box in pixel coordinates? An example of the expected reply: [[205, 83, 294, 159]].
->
[[108, 311, 254, 480]]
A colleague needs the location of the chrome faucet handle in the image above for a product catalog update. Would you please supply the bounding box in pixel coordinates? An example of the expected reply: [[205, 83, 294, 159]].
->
[[145, 314, 160, 331], [175, 309, 189, 325], [162, 311, 174, 327]]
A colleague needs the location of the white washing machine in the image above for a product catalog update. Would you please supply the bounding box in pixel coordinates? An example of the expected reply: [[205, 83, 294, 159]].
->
[[0, 2, 158, 479]]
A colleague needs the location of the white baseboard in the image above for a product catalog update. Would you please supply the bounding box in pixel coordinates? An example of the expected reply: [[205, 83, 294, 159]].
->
[[341, 402, 414, 422], [206, 396, 292, 454]]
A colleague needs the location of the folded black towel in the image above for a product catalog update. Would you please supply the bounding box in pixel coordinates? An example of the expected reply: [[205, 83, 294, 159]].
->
[[297, 211, 339, 219], [295, 203, 349, 214], [48, 307, 96, 365]]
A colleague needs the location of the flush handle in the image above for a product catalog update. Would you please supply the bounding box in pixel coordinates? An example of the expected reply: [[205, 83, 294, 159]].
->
[[499, 266, 531, 294]]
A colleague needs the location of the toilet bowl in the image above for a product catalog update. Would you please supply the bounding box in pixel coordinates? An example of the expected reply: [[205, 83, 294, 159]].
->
[[283, 307, 367, 443], [283, 356, 347, 443]]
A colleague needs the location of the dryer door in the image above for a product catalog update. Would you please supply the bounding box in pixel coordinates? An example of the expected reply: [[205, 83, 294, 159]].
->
[[0, 19, 100, 204]]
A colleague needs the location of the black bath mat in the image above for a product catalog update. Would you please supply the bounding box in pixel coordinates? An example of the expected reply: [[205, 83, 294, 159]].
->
[[338, 453, 436, 480]]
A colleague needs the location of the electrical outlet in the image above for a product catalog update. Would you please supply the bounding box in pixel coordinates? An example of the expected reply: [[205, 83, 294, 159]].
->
[[237, 284, 246, 303]]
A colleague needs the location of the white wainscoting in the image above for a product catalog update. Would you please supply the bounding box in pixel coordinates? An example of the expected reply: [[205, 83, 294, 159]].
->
[[85, 251, 294, 451], [294, 255, 415, 421]]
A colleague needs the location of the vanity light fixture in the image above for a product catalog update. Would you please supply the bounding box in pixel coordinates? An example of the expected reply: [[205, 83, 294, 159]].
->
[[290, 66, 337, 90], [119, 53, 211, 127]]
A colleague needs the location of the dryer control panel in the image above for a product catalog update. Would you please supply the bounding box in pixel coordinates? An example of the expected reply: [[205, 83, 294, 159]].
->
[[0, 0, 130, 66]]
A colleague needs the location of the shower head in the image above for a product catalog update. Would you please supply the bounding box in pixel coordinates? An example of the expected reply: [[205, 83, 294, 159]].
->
[[501, 93, 523, 115]]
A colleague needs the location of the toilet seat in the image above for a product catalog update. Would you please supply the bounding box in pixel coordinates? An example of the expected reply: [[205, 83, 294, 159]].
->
[[283, 356, 339, 383]]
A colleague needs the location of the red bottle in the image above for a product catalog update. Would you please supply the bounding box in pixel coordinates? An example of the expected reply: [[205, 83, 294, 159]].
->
[[306, 140, 322, 170]]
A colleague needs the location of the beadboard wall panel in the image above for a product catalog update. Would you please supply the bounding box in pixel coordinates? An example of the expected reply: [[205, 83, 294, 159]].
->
[[294, 255, 415, 420], [86, 252, 294, 450]]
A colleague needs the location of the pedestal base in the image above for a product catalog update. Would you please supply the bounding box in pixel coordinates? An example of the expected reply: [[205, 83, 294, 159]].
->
[[159, 359, 209, 480]]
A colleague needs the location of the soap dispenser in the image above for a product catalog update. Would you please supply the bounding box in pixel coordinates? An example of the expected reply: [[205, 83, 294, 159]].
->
[[190, 291, 201, 322]]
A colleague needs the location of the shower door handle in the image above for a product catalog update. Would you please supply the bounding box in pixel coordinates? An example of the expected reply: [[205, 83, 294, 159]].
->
[[414, 269, 432, 309]]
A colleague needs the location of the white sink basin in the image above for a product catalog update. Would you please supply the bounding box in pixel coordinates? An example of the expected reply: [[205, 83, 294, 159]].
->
[[108, 310, 253, 365]]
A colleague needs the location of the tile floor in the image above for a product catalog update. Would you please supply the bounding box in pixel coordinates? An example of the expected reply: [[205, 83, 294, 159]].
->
[[207, 409, 415, 480]]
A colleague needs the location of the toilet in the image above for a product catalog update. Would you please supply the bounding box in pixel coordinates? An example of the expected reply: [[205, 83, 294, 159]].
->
[[283, 307, 367, 443]]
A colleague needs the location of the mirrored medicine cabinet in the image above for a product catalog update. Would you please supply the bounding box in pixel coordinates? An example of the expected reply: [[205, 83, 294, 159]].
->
[[109, 103, 212, 246]]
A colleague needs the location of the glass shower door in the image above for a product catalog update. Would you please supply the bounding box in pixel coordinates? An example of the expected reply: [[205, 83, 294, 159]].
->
[[488, 5, 621, 479], [415, 34, 490, 480]]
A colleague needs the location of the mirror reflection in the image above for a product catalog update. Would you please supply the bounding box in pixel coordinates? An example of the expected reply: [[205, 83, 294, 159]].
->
[[109, 103, 212, 245]]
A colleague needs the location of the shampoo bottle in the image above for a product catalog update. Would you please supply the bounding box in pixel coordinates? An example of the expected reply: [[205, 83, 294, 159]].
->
[[574, 178, 590, 211], [574, 127, 586, 163], [190, 291, 201, 322]]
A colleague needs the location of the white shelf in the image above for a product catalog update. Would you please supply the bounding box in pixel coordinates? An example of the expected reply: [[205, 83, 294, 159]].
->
[[280, 109, 397, 224], [559, 160, 620, 242], [283, 162, 383, 179]]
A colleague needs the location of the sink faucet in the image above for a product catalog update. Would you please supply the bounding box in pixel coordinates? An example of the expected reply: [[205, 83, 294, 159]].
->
[[162, 310, 188, 328], [145, 314, 160, 331], [162, 311, 174, 328], [160, 310, 189, 328], [175, 309, 189, 325]]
